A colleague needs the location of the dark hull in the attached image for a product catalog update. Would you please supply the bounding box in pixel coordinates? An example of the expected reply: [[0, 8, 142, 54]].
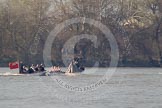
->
[[19, 71, 46, 76]]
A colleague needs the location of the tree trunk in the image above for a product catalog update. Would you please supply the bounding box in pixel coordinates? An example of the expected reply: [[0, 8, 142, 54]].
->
[[155, 18, 162, 66], [23, 52, 30, 65], [0, 30, 3, 55]]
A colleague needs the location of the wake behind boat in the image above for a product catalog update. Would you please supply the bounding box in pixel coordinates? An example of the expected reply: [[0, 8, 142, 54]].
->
[[0, 71, 47, 76], [0, 72, 24, 76]]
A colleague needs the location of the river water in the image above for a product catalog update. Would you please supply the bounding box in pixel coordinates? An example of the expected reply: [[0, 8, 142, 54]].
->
[[0, 68, 162, 108]]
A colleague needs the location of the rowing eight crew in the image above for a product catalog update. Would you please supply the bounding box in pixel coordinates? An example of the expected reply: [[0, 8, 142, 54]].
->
[[20, 63, 45, 74], [49, 66, 61, 73]]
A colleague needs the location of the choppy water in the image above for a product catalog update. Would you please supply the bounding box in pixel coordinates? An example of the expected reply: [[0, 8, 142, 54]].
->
[[0, 68, 162, 108]]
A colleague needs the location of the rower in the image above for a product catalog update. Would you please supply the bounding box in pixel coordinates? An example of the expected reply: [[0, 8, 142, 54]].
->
[[66, 57, 85, 73]]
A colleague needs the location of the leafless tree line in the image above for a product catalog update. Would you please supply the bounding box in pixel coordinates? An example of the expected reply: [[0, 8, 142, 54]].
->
[[0, 0, 161, 66]]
